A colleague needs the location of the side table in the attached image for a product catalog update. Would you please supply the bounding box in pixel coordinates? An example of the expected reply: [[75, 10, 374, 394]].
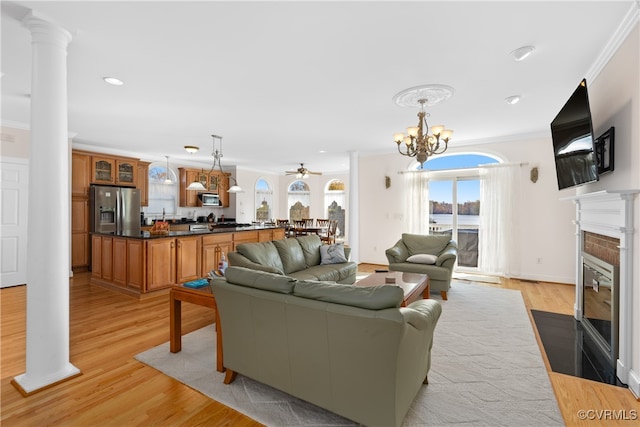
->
[[169, 284, 224, 372]]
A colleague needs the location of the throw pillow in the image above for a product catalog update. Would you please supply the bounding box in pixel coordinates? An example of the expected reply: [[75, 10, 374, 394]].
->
[[320, 243, 348, 265], [407, 254, 437, 264]]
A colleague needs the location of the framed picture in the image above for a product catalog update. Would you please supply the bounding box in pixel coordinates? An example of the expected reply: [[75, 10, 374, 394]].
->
[[595, 127, 614, 175]]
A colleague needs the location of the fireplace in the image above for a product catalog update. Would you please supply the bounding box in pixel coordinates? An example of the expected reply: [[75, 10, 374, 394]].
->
[[565, 189, 638, 394], [581, 251, 619, 368]]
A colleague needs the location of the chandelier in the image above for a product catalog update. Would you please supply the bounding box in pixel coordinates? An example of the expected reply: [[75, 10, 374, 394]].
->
[[392, 84, 455, 166], [186, 135, 243, 193]]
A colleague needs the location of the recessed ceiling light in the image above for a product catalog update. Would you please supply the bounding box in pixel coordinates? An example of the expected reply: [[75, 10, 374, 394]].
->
[[103, 76, 124, 86], [505, 95, 521, 105], [509, 46, 535, 62]]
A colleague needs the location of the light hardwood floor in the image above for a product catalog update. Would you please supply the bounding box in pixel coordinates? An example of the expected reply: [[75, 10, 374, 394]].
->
[[1, 265, 638, 426]]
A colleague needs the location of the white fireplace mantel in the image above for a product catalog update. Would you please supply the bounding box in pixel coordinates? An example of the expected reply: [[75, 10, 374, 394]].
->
[[563, 189, 639, 391]]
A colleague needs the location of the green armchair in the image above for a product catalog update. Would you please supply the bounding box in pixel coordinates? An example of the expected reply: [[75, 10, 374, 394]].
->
[[385, 233, 458, 300]]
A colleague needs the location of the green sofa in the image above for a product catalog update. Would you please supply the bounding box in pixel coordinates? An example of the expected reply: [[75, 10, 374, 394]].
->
[[211, 266, 442, 427], [386, 233, 458, 300], [227, 234, 356, 284]]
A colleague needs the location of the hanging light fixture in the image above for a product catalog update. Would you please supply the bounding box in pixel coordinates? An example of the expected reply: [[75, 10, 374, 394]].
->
[[164, 155, 173, 184], [392, 84, 455, 166], [184, 145, 199, 154], [186, 135, 243, 193]]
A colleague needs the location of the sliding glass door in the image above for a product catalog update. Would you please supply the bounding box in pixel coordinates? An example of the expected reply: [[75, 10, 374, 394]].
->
[[428, 177, 480, 269]]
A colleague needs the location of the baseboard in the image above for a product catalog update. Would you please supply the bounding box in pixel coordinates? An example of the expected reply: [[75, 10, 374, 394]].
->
[[627, 368, 640, 398]]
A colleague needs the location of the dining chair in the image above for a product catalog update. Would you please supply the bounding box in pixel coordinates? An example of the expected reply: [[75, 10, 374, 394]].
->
[[303, 218, 314, 227], [316, 219, 330, 227], [321, 220, 338, 244], [293, 219, 307, 236]]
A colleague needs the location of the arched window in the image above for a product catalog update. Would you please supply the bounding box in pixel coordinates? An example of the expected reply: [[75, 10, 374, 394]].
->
[[255, 178, 273, 222], [287, 180, 310, 221], [324, 179, 346, 237], [147, 162, 178, 216]]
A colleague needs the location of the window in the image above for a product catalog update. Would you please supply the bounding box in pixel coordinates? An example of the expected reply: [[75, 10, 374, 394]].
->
[[255, 178, 273, 222], [324, 179, 346, 237], [147, 162, 178, 216], [287, 180, 310, 221]]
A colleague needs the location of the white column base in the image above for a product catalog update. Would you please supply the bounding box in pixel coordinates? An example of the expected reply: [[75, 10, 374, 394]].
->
[[12, 363, 81, 396]]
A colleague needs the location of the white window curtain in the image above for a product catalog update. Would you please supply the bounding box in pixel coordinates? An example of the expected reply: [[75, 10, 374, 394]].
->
[[404, 171, 430, 234], [478, 164, 521, 277]]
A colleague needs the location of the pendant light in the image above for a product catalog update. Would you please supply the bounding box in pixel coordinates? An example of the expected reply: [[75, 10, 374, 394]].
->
[[164, 156, 172, 184]]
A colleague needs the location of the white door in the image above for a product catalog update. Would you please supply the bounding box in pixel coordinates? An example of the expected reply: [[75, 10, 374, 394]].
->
[[1, 158, 29, 287]]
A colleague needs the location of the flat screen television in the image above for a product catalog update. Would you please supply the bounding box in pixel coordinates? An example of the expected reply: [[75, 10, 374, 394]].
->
[[550, 79, 599, 190]]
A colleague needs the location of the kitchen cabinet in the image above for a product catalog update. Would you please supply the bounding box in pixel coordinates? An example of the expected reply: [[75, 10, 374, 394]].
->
[[202, 234, 233, 276], [71, 197, 90, 269], [176, 236, 201, 283], [113, 238, 127, 287], [92, 157, 115, 184], [146, 238, 176, 291], [72, 151, 91, 197], [89, 228, 274, 298], [137, 161, 150, 206], [233, 231, 259, 250], [116, 159, 137, 186], [127, 240, 145, 290], [178, 167, 230, 207]]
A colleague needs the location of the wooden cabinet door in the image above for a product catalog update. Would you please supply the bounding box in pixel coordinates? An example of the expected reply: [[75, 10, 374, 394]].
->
[[137, 162, 150, 206], [127, 240, 145, 290], [116, 159, 138, 187], [176, 236, 201, 283], [146, 239, 176, 291], [258, 229, 272, 242], [100, 236, 113, 281], [272, 228, 286, 241], [233, 231, 259, 250], [91, 235, 102, 278], [92, 157, 115, 184], [219, 174, 230, 207], [71, 197, 90, 269], [71, 232, 89, 269], [72, 152, 91, 196], [178, 168, 200, 207], [113, 238, 127, 286], [202, 233, 232, 274]]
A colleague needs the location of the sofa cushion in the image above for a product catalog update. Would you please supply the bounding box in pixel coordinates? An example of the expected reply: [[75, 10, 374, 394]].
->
[[402, 233, 451, 256], [320, 243, 347, 264], [223, 266, 296, 294], [293, 280, 403, 309], [295, 235, 322, 266], [407, 254, 437, 265], [290, 263, 356, 283], [272, 238, 307, 274], [235, 241, 285, 274]]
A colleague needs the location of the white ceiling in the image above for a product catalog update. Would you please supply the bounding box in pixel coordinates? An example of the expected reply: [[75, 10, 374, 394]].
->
[[1, 1, 635, 175]]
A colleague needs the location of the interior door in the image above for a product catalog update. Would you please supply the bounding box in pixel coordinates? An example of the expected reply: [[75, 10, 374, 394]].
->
[[1, 159, 29, 287]]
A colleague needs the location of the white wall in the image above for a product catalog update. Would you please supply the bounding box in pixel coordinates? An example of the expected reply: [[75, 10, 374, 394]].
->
[[580, 23, 640, 396], [358, 136, 576, 284]]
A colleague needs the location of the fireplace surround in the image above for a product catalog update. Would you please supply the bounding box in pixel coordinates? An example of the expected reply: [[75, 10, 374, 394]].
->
[[565, 189, 638, 394]]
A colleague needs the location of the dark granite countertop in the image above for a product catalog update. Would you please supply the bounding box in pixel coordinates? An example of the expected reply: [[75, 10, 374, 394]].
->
[[92, 225, 283, 239]]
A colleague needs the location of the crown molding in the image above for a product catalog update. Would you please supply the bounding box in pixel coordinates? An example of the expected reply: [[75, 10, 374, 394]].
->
[[586, 0, 640, 83]]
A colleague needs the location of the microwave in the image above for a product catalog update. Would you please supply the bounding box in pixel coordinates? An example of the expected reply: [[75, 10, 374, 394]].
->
[[198, 193, 220, 206]]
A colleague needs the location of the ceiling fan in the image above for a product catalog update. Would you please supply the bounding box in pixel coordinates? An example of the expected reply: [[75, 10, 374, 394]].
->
[[285, 163, 322, 178]]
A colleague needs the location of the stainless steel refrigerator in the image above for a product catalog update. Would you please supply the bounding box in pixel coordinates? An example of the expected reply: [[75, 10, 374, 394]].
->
[[90, 185, 141, 235]]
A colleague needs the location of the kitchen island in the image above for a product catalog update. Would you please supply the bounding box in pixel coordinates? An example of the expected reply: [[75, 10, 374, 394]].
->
[[90, 226, 286, 298]]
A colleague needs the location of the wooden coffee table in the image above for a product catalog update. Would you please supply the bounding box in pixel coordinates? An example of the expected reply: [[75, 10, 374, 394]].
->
[[169, 284, 224, 372], [354, 271, 430, 306]]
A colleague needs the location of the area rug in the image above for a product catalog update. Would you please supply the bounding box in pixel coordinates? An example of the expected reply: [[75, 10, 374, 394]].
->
[[135, 280, 563, 426]]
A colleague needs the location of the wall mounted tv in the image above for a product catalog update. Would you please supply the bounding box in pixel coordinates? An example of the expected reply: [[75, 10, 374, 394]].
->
[[550, 79, 598, 190]]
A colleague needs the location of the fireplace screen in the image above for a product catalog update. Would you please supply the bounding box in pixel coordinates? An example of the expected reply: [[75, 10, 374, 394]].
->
[[581, 252, 619, 367]]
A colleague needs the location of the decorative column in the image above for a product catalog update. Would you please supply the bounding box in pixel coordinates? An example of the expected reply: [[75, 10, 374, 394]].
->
[[11, 11, 80, 396], [348, 151, 359, 264]]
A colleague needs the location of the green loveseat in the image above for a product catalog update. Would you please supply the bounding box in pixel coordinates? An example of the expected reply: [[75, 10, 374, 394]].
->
[[227, 234, 356, 284], [386, 233, 458, 300], [211, 266, 442, 427]]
